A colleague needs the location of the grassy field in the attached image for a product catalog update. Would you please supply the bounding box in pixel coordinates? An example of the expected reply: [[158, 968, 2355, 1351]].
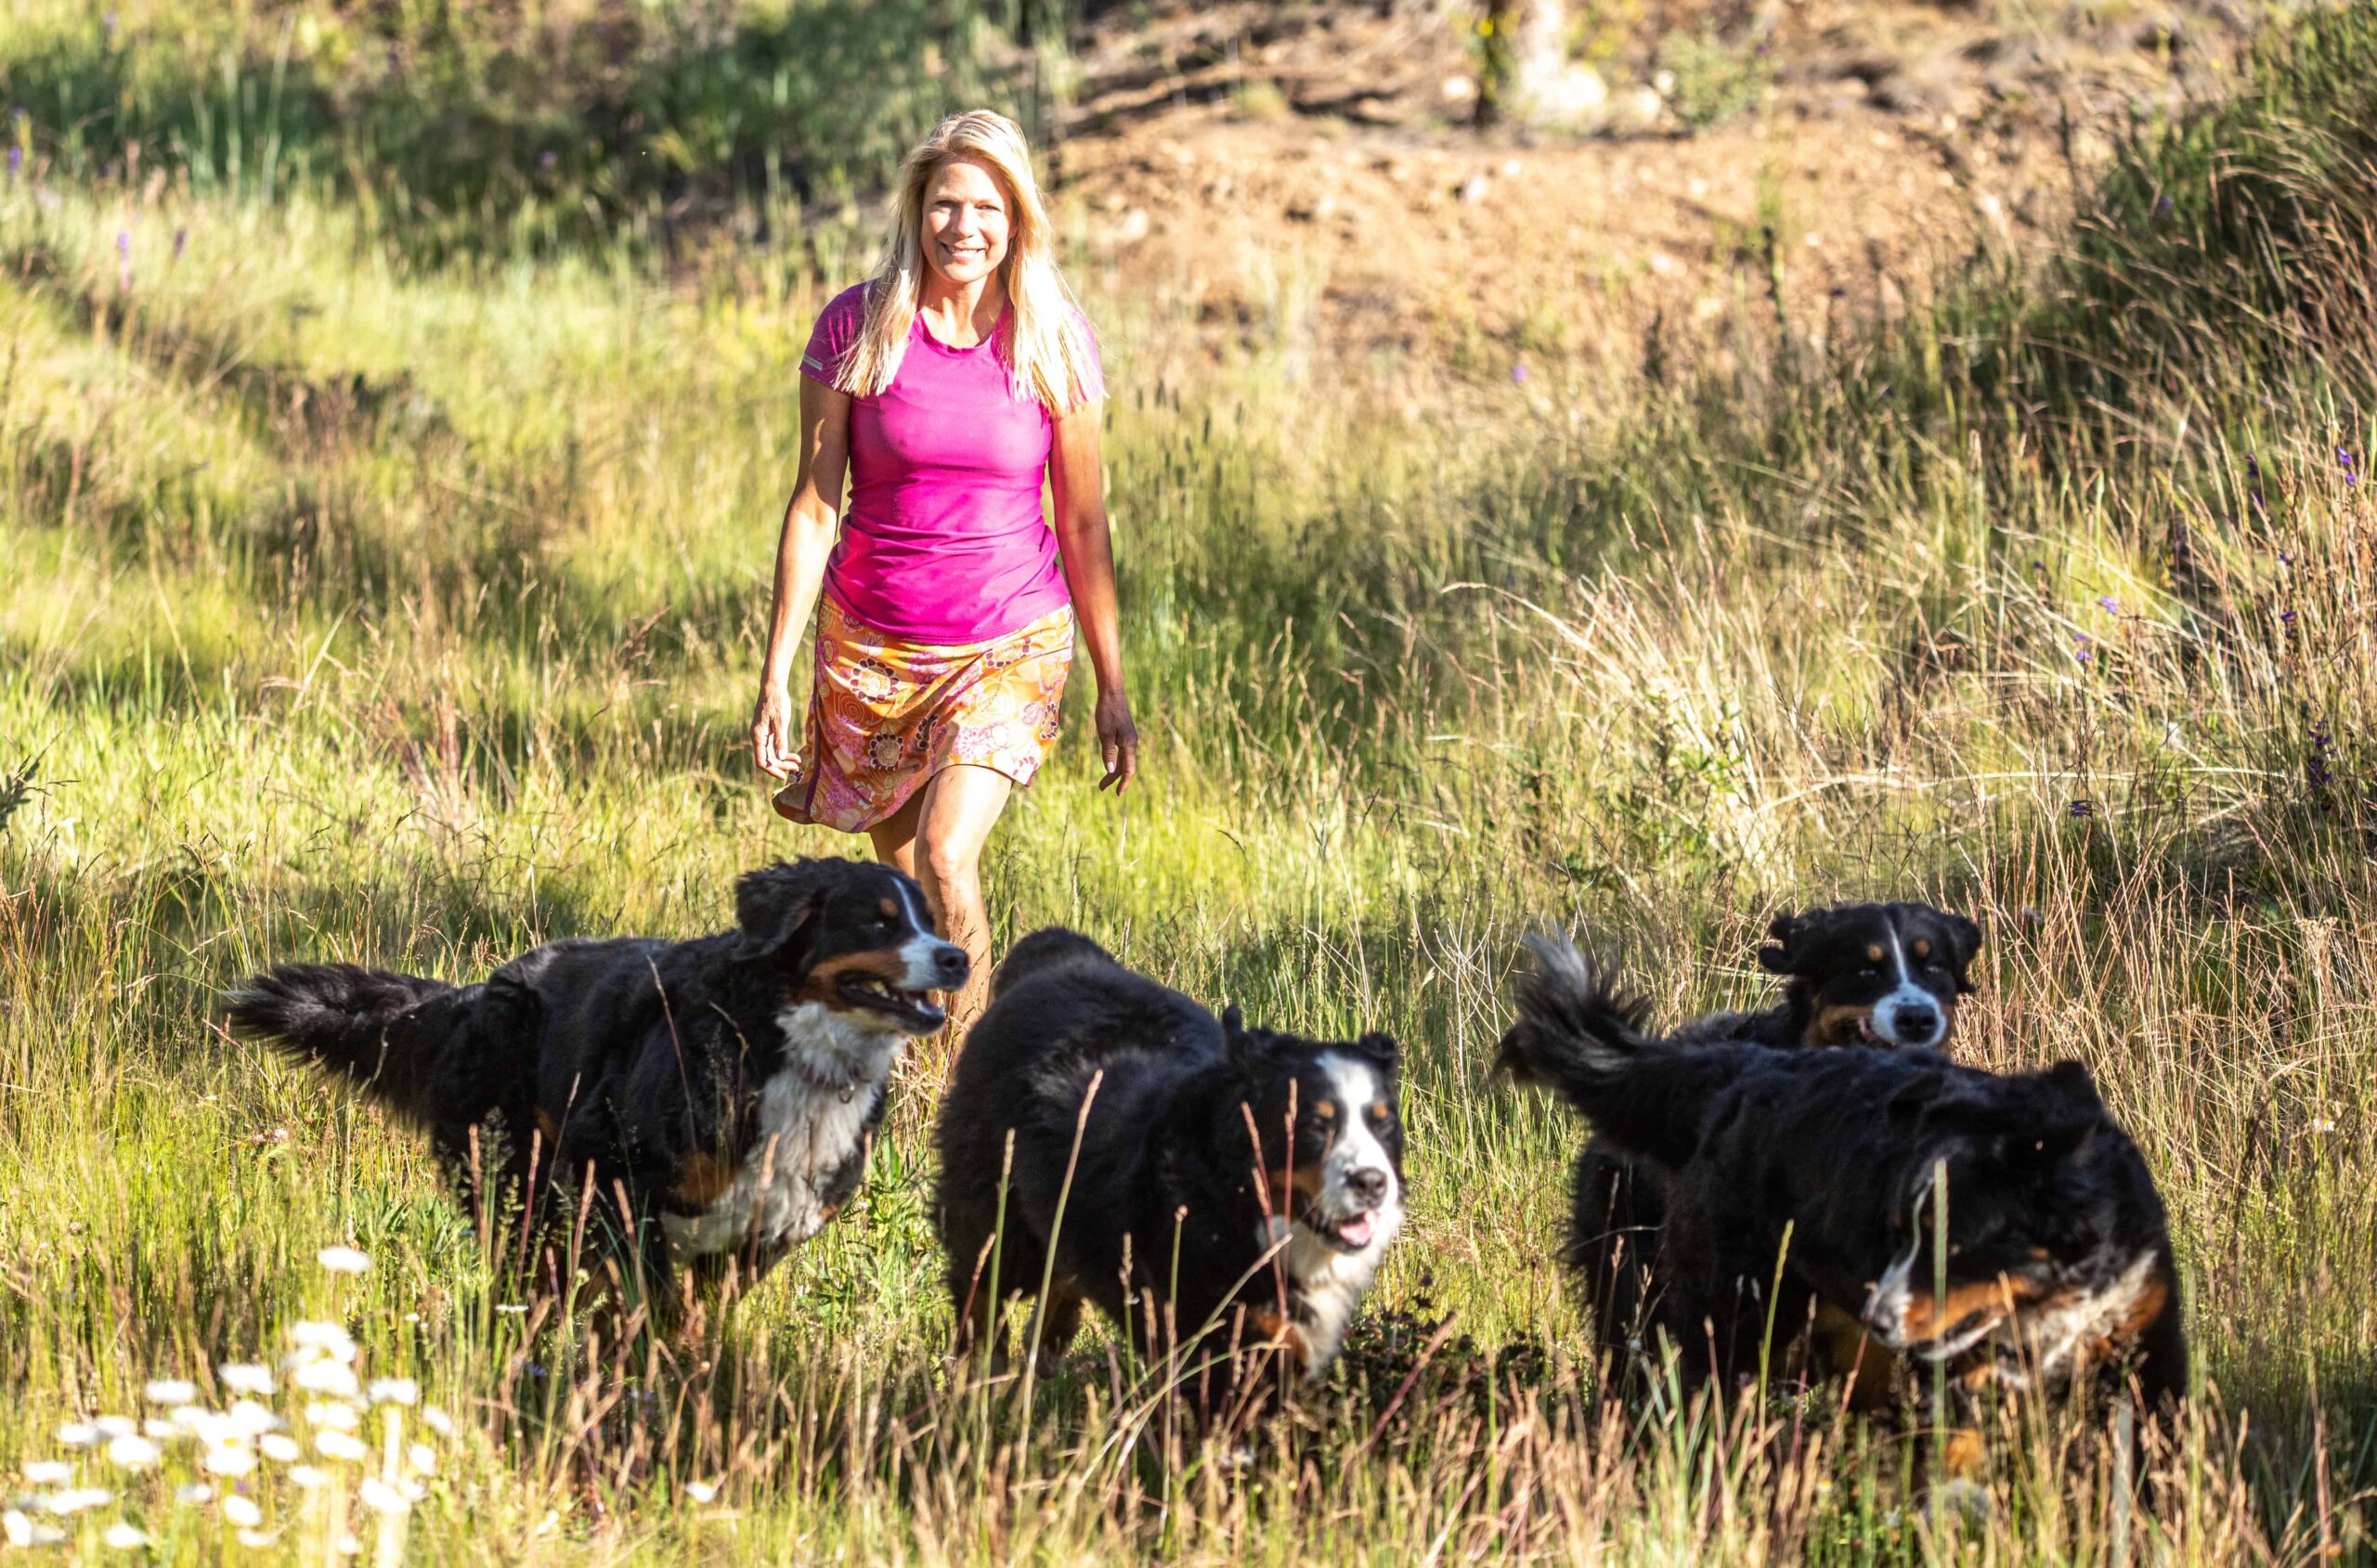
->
[[4, 0, 2376, 1560]]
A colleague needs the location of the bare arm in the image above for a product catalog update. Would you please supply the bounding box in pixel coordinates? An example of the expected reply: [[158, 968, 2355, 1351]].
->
[[1048, 398, 1138, 793], [751, 374, 854, 780]]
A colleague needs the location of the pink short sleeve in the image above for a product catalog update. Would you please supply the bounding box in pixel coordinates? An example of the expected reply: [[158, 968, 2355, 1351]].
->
[[1071, 307, 1106, 406], [801, 284, 869, 387]]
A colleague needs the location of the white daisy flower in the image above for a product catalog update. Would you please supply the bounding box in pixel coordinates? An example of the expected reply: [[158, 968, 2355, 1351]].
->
[[259, 1434, 303, 1464], [44, 1487, 115, 1515], [236, 1528, 278, 1548], [93, 1418, 137, 1439], [175, 1483, 214, 1505], [3, 1510, 33, 1548], [104, 1434, 161, 1469], [141, 1419, 178, 1441], [101, 1522, 150, 1549], [56, 1423, 100, 1448], [357, 1478, 409, 1516], [201, 1445, 256, 1478], [317, 1246, 371, 1276], [143, 1379, 199, 1406], [417, 1406, 454, 1439], [314, 1432, 369, 1462], [227, 1401, 282, 1438], [286, 1322, 356, 1357], [406, 1444, 436, 1476], [219, 1365, 276, 1396], [284, 1466, 328, 1491], [684, 1480, 719, 1504], [23, 1460, 73, 1485], [222, 1496, 263, 1528], [292, 1361, 360, 1398], [305, 1403, 360, 1432], [367, 1378, 419, 1406]]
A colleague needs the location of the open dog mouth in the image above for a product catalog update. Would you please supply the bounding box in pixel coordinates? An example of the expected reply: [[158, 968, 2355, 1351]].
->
[[1298, 1203, 1383, 1253], [1854, 1014, 1902, 1047], [837, 972, 946, 1032]]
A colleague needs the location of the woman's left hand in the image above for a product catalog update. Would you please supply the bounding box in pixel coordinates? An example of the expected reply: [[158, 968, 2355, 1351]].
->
[[1095, 687, 1139, 794]]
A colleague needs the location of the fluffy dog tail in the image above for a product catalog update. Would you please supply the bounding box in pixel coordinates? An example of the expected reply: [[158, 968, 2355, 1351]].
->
[[992, 927, 1119, 1001], [224, 963, 459, 1122], [1495, 936, 1735, 1172]]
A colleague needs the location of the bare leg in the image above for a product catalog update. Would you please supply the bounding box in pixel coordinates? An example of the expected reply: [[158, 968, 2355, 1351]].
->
[[866, 788, 926, 880], [911, 764, 1016, 1047]]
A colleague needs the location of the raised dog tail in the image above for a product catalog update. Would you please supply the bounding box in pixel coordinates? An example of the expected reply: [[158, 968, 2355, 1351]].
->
[[224, 963, 458, 1122], [1496, 936, 1728, 1171], [992, 927, 1119, 1001], [1495, 936, 1655, 1111]]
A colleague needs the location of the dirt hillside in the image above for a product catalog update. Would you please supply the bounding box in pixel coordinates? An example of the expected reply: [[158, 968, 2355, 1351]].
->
[[1045, 0, 2261, 379]]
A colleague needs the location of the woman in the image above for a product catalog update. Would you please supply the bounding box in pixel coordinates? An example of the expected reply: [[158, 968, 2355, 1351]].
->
[[752, 110, 1137, 1045]]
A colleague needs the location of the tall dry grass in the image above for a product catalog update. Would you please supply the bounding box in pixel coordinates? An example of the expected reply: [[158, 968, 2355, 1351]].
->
[[3, 1, 2374, 1560]]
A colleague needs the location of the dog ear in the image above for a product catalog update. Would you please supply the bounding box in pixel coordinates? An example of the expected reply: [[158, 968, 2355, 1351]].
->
[[732, 860, 827, 966], [2042, 1058, 2102, 1110], [1758, 912, 1803, 976], [1352, 1030, 1401, 1075], [1942, 911, 1984, 993], [1221, 1005, 1265, 1074]]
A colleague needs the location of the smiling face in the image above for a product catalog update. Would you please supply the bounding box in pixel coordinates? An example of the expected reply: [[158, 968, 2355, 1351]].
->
[[1762, 903, 1981, 1049], [919, 155, 1012, 293]]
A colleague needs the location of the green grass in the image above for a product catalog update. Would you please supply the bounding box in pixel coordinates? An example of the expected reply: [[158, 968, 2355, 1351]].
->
[[5, 1, 2377, 1560]]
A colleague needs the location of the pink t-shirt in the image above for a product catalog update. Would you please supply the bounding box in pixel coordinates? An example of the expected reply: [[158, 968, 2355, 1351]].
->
[[800, 283, 1103, 645]]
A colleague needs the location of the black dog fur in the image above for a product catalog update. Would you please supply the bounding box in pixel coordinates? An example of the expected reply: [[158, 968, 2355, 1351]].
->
[[226, 858, 966, 1310], [1501, 937, 2185, 1416], [935, 928, 1407, 1396], [1572, 902, 1984, 1368]]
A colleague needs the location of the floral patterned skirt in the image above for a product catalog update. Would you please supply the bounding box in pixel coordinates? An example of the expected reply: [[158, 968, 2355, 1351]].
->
[[771, 595, 1074, 834]]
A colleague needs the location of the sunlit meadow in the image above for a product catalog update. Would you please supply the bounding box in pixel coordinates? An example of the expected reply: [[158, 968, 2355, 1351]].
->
[[3, 1, 2374, 1561]]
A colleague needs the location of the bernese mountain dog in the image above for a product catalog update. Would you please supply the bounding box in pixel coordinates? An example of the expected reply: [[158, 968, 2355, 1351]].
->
[[1499, 937, 2186, 1420], [225, 858, 966, 1310], [1572, 902, 1983, 1370], [935, 929, 1406, 1395]]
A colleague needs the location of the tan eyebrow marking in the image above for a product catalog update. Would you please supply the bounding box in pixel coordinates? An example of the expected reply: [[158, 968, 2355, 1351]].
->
[[1370, 1101, 1388, 1120], [1913, 939, 1931, 958], [1316, 1101, 1336, 1120], [1867, 944, 1885, 963], [879, 898, 899, 918]]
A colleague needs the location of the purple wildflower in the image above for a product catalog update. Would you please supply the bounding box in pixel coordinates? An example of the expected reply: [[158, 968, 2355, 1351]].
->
[[2340, 447, 2358, 486], [103, 9, 117, 40], [539, 150, 557, 173], [2281, 608, 2296, 626], [5, 146, 18, 179], [2069, 798, 2094, 819], [115, 230, 129, 256], [1512, 362, 1529, 386], [2097, 595, 2118, 613], [172, 227, 186, 260]]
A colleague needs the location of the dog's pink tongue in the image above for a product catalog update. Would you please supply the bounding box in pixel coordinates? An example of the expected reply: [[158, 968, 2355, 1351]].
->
[[1337, 1214, 1374, 1248]]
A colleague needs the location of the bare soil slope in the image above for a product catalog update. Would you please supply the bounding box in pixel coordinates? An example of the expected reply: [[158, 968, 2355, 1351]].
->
[[1048, 0, 2262, 376]]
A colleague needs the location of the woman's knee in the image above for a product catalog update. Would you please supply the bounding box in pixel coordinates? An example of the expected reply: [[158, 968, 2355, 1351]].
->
[[920, 835, 983, 907]]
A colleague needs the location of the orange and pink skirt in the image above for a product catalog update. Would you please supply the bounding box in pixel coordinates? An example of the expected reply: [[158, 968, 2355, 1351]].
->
[[772, 596, 1074, 833]]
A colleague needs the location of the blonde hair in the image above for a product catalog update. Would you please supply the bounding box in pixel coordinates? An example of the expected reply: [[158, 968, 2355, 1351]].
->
[[833, 110, 1101, 414]]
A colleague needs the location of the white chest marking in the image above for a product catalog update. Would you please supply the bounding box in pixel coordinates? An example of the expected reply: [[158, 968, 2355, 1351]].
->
[[661, 1002, 904, 1258], [1265, 1054, 1406, 1380]]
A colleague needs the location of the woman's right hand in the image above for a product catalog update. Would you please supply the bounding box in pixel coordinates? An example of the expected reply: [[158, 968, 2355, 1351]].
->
[[751, 684, 801, 780]]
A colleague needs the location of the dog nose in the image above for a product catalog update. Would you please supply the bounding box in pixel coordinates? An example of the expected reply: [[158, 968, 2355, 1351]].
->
[[1893, 1005, 1938, 1043], [935, 945, 970, 986], [1344, 1167, 1388, 1207]]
